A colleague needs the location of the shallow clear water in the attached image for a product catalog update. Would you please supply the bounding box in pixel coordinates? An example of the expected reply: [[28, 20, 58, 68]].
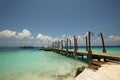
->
[[0, 48, 87, 80], [0, 46, 119, 80]]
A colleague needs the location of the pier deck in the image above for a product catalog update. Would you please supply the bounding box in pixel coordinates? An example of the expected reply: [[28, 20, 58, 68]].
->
[[47, 48, 120, 63]]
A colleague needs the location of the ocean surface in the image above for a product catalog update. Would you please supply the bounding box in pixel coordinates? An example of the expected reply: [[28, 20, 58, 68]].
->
[[0, 46, 120, 80]]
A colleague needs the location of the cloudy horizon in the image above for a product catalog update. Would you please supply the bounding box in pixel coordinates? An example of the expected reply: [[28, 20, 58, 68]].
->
[[0, 29, 120, 47]]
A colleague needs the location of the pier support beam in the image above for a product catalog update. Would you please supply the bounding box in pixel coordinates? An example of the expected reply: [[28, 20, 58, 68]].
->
[[66, 38, 68, 56], [52, 42, 54, 51], [100, 33, 107, 62], [61, 40, 63, 54], [69, 39, 71, 49], [74, 36, 78, 60], [54, 41, 56, 52], [55, 41, 57, 52], [88, 31, 92, 64], [85, 37, 88, 51]]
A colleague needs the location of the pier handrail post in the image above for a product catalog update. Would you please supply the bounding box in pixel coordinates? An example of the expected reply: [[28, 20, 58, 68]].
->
[[57, 41, 58, 50], [64, 40, 67, 54], [57, 41, 59, 50], [74, 36, 78, 59], [100, 33, 107, 61], [52, 42, 54, 51], [55, 41, 57, 52], [88, 31, 92, 64], [85, 36, 88, 51], [61, 40, 63, 51], [54, 41, 56, 52], [69, 39, 71, 49], [58, 41, 60, 53], [100, 33, 106, 53], [66, 38, 68, 56]]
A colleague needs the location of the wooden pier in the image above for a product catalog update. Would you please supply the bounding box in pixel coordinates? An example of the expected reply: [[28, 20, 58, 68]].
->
[[44, 32, 120, 64], [51, 48, 120, 63]]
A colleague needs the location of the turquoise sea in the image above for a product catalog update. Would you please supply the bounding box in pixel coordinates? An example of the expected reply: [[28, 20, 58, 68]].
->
[[0, 46, 120, 80]]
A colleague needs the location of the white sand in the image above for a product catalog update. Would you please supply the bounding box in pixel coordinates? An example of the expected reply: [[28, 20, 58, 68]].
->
[[76, 64, 120, 80]]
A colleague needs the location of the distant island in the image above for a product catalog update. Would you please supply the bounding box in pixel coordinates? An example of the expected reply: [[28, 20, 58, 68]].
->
[[20, 46, 34, 49]]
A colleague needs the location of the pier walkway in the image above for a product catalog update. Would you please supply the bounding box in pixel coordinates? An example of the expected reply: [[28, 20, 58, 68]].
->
[[44, 48, 120, 64]]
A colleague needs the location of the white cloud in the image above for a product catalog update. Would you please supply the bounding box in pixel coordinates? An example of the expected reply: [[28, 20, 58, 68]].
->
[[109, 35, 120, 41], [94, 35, 120, 46], [16, 29, 34, 39], [106, 35, 120, 45], [35, 34, 120, 46], [36, 34, 52, 41], [83, 32, 88, 37], [53, 35, 86, 46], [62, 34, 66, 38], [36, 34, 53, 46], [0, 29, 16, 38], [1, 29, 119, 46], [94, 38, 101, 42], [0, 29, 34, 40]]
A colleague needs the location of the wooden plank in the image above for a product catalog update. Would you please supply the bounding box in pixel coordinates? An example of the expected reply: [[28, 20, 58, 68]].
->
[[92, 53, 120, 61]]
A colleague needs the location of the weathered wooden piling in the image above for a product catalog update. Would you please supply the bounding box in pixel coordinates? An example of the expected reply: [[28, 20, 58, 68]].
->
[[85, 36, 88, 51], [52, 42, 54, 48], [58, 41, 60, 53], [100, 33, 106, 53], [69, 39, 72, 49], [100, 33, 107, 61], [55, 41, 57, 52], [66, 38, 68, 56], [57, 41, 59, 50], [61, 40, 63, 52], [88, 31, 92, 64], [74, 36, 78, 59]]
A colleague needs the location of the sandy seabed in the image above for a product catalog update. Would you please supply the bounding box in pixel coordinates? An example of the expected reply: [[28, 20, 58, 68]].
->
[[75, 64, 120, 80]]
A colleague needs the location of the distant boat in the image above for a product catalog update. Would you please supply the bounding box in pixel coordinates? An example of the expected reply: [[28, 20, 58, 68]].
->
[[20, 46, 34, 49]]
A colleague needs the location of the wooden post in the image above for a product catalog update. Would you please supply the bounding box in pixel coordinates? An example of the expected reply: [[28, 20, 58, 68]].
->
[[85, 36, 88, 51], [56, 41, 57, 52], [100, 33, 107, 61], [57, 41, 59, 53], [88, 31, 92, 64], [74, 36, 78, 59], [58, 41, 60, 50], [61, 40, 63, 51], [65, 41, 66, 49], [58, 41, 60, 53], [100, 33, 106, 53], [69, 39, 71, 49], [52, 42, 54, 51], [64, 41, 67, 54], [66, 38, 68, 56], [55, 41, 57, 52], [54, 41, 56, 52], [88, 32, 91, 51]]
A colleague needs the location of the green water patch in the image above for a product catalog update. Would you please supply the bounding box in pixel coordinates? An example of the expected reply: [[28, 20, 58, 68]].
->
[[0, 49, 87, 80]]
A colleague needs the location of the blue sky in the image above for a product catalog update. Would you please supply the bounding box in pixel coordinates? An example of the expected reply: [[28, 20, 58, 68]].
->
[[0, 0, 120, 46]]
